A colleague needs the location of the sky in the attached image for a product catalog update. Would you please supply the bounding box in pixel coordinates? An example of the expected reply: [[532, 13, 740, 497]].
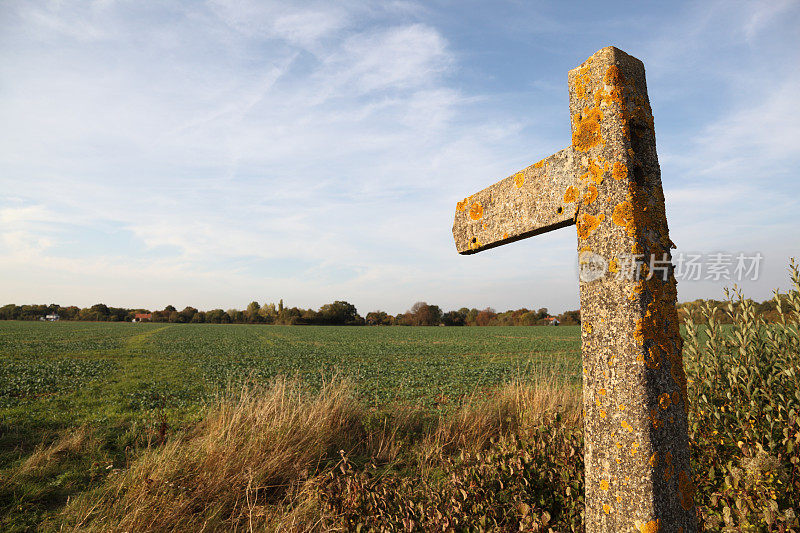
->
[[1, 0, 798, 315]]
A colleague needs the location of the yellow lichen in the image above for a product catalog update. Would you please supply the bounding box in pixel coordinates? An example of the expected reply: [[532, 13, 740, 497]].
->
[[650, 408, 663, 429], [637, 519, 660, 533], [514, 172, 525, 188], [573, 61, 592, 101], [587, 158, 606, 184], [456, 199, 468, 212], [659, 393, 671, 410], [469, 202, 483, 221], [502, 232, 509, 240], [533, 159, 545, 169], [612, 200, 634, 231], [572, 106, 603, 152], [649, 452, 658, 467], [645, 345, 661, 370], [612, 161, 628, 181], [678, 470, 695, 511], [576, 213, 605, 239], [600, 479, 610, 491], [604, 64, 625, 86], [603, 503, 613, 514], [664, 451, 674, 481], [631, 442, 640, 455], [599, 409, 607, 418], [621, 420, 633, 432], [609, 257, 619, 273], [634, 319, 645, 346], [563, 186, 578, 203], [584, 184, 598, 205], [595, 65, 626, 110]]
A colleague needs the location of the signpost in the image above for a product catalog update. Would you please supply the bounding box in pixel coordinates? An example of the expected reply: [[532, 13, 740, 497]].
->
[[452, 46, 696, 532]]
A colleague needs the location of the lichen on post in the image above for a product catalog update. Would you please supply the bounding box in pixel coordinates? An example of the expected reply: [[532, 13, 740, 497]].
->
[[451, 46, 696, 532], [570, 46, 694, 533]]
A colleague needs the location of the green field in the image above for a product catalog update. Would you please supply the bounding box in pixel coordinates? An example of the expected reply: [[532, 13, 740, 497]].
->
[[0, 320, 581, 448], [0, 321, 581, 529]]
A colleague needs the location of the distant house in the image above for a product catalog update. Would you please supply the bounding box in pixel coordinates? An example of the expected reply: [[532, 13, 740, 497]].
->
[[133, 313, 152, 323], [40, 314, 60, 322], [545, 316, 560, 326]]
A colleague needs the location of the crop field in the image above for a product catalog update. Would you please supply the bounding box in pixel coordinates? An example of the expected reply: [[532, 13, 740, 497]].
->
[[0, 320, 581, 441], [0, 321, 581, 529]]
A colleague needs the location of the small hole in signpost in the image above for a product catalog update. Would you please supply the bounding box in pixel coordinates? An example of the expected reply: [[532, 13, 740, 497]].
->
[[471, 237, 477, 243], [557, 206, 563, 214]]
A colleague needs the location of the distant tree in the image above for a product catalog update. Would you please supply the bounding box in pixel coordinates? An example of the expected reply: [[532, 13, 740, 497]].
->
[[475, 307, 497, 326], [91, 303, 110, 319], [519, 311, 539, 326], [59, 306, 80, 320], [245, 301, 261, 323], [442, 310, 466, 326], [205, 309, 228, 323], [318, 301, 361, 325], [179, 307, 198, 323], [558, 310, 581, 325], [366, 311, 393, 326], [259, 303, 277, 323], [0, 304, 20, 320], [493, 311, 515, 326], [406, 302, 442, 326], [301, 308, 318, 324]]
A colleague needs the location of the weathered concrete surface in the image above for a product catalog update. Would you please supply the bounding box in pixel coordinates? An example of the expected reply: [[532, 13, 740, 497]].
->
[[452, 46, 696, 532], [452, 148, 577, 254], [572, 46, 695, 533]]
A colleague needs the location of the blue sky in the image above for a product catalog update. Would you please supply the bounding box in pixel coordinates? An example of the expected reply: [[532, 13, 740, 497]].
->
[[1, 0, 798, 314]]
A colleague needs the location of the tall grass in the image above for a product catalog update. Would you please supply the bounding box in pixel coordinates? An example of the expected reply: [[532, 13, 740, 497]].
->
[[55, 373, 581, 531]]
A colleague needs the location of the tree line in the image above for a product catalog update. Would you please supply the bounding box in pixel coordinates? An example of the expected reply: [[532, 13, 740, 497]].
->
[[0, 300, 581, 326], [3, 295, 791, 326]]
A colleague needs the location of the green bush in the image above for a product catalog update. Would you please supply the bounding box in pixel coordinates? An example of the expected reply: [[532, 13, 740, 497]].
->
[[684, 260, 800, 531]]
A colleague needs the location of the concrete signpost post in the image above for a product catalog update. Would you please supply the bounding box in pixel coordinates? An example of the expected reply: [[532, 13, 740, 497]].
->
[[452, 47, 696, 532]]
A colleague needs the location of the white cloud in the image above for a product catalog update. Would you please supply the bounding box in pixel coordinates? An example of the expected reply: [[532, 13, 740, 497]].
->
[[0, 1, 797, 312], [694, 75, 800, 166], [743, 0, 799, 42]]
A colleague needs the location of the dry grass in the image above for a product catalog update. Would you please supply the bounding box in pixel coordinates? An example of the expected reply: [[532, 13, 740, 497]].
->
[[419, 374, 581, 465], [15, 426, 98, 478], [54, 375, 581, 532]]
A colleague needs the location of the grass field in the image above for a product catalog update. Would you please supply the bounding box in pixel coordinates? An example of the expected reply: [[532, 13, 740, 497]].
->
[[0, 321, 581, 415], [0, 321, 581, 530]]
